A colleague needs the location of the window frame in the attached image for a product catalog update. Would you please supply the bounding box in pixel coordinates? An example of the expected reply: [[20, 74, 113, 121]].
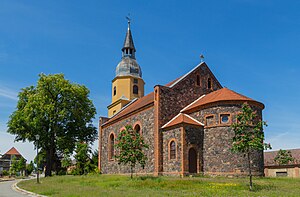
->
[[108, 132, 115, 161], [219, 113, 232, 125], [168, 139, 177, 160], [133, 85, 139, 94]]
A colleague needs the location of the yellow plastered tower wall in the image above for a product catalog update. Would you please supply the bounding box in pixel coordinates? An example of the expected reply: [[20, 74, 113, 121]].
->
[[107, 19, 145, 117]]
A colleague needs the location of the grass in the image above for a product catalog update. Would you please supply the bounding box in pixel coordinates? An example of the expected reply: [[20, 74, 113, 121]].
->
[[18, 174, 300, 197]]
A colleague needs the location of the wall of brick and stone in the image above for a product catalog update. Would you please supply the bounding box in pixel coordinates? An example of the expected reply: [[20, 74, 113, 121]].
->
[[189, 103, 264, 176], [162, 127, 182, 175], [100, 107, 155, 174]]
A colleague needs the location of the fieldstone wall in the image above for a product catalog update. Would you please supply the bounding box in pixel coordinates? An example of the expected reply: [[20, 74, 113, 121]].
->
[[158, 63, 222, 127], [162, 127, 182, 174], [156, 63, 222, 174], [189, 104, 264, 176], [100, 107, 155, 174]]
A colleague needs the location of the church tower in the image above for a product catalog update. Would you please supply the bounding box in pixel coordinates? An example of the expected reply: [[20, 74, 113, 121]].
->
[[107, 19, 145, 117]]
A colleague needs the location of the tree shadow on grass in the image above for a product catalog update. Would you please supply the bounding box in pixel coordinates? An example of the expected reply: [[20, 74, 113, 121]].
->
[[251, 183, 277, 192], [137, 176, 162, 182]]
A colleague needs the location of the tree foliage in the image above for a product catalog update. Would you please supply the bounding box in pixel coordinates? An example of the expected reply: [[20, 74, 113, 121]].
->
[[26, 161, 35, 175], [7, 73, 97, 176], [73, 143, 98, 175], [61, 149, 72, 169], [231, 103, 271, 191], [274, 149, 294, 165], [115, 125, 149, 178]]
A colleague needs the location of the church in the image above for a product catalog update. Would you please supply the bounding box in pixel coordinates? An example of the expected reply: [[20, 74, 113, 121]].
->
[[98, 21, 265, 176]]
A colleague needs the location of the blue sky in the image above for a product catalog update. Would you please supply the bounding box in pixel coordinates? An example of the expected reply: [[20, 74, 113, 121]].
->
[[0, 0, 300, 162]]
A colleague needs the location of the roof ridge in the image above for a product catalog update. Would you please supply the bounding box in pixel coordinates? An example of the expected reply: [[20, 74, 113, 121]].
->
[[180, 94, 206, 113], [161, 113, 183, 129], [183, 113, 204, 126], [169, 62, 204, 88]]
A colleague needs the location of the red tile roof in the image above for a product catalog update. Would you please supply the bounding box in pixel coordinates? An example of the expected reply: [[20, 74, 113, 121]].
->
[[264, 149, 300, 166], [102, 92, 154, 126], [181, 87, 264, 113], [4, 147, 21, 156], [102, 77, 184, 127], [162, 113, 204, 129]]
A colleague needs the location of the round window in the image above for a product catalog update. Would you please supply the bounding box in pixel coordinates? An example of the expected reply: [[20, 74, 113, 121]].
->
[[221, 115, 229, 123]]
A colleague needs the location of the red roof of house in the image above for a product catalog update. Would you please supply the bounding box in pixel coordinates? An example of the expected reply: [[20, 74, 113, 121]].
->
[[181, 87, 264, 113], [4, 147, 21, 156], [162, 113, 204, 129], [264, 149, 300, 166]]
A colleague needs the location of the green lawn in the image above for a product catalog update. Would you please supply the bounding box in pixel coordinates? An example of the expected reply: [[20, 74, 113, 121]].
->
[[18, 174, 300, 197]]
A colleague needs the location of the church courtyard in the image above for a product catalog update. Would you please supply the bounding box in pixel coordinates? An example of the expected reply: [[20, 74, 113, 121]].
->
[[17, 175, 300, 197]]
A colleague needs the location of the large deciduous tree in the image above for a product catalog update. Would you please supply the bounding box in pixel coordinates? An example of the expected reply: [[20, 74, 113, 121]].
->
[[7, 73, 97, 177], [115, 125, 149, 178], [231, 103, 271, 191]]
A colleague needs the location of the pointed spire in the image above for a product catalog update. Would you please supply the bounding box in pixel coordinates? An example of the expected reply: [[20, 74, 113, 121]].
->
[[122, 15, 136, 59]]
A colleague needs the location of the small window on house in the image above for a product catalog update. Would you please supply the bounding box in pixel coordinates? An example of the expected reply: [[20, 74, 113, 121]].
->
[[207, 78, 212, 89], [134, 124, 141, 135], [133, 85, 138, 94], [220, 114, 230, 124], [205, 115, 214, 126], [133, 78, 138, 84], [276, 172, 288, 177], [113, 110, 116, 115], [196, 75, 200, 86], [109, 134, 115, 160], [113, 86, 116, 96], [170, 140, 176, 160]]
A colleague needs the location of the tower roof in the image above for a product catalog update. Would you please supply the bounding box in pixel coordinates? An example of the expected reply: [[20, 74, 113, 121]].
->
[[122, 20, 136, 52]]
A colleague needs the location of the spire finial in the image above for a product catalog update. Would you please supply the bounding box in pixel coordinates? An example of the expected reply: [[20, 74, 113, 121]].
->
[[200, 54, 205, 63], [126, 13, 131, 30]]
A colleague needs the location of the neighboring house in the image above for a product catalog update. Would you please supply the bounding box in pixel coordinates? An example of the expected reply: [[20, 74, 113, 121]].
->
[[264, 149, 300, 178], [98, 20, 265, 177], [0, 147, 24, 173]]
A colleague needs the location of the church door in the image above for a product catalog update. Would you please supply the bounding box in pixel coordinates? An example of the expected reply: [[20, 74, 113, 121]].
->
[[188, 148, 197, 173]]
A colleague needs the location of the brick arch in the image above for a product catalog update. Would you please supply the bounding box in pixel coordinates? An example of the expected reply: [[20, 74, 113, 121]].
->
[[133, 121, 142, 135], [187, 145, 200, 174], [168, 138, 177, 160]]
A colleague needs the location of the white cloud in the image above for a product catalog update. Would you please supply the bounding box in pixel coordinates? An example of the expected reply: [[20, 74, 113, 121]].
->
[[0, 85, 18, 101]]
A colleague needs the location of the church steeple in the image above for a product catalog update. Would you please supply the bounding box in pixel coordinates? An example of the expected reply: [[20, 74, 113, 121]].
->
[[122, 17, 136, 59], [107, 18, 145, 117]]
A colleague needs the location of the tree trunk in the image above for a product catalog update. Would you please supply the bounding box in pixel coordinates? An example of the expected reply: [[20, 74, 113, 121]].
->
[[247, 152, 253, 191], [130, 165, 133, 179], [45, 146, 55, 177]]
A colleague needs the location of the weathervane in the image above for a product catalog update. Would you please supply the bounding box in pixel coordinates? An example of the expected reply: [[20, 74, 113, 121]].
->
[[126, 13, 131, 29], [200, 54, 205, 63]]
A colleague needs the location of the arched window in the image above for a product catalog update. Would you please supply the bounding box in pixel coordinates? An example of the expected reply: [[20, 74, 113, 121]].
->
[[196, 75, 200, 86], [113, 86, 116, 96], [207, 78, 212, 89], [133, 85, 138, 94], [134, 124, 141, 135], [109, 133, 115, 160], [169, 140, 176, 160]]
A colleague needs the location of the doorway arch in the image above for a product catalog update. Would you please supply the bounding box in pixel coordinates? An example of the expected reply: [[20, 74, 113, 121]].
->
[[188, 148, 197, 173]]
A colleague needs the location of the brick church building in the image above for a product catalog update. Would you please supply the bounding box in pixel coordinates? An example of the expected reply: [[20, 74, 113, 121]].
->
[[98, 21, 265, 176]]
